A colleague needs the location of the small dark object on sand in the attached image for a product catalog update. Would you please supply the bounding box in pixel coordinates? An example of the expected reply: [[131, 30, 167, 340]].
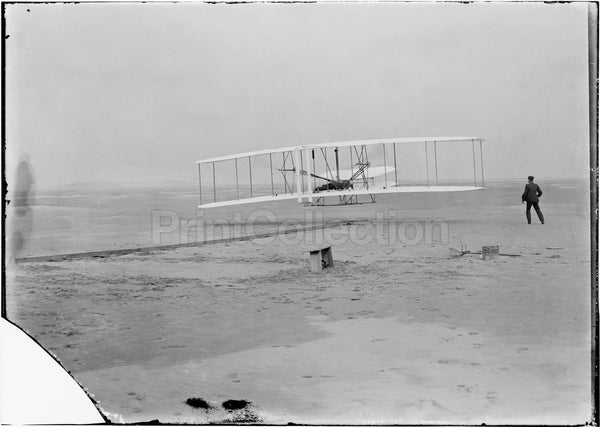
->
[[185, 397, 212, 410], [219, 408, 261, 424], [222, 399, 250, 410]]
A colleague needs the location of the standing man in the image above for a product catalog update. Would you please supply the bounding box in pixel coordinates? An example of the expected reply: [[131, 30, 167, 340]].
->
[[522, 175, 545, 224]]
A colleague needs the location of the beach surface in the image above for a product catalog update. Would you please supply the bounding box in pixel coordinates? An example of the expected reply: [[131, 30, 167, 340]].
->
[[5, 179, 592, 424]]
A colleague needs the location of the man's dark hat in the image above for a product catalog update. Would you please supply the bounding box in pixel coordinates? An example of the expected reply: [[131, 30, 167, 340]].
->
[[528, 175, 534, 180]]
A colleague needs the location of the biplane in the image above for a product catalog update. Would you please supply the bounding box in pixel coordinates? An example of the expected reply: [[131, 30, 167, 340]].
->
[[196, 137, 486, 208]]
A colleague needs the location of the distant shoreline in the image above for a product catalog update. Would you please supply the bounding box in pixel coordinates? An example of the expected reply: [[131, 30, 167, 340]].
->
[[7, 176, 590, 197]]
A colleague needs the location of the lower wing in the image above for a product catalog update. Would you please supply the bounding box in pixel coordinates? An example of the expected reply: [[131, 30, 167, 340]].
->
[[198, 185, 485, 209]]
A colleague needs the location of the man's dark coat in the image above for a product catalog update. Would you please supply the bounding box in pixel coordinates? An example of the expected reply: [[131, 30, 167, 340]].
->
[[522, 183, 543, 203]]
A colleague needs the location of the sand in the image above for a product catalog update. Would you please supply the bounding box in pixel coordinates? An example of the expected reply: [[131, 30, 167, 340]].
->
[[4, 180, 592, 423]]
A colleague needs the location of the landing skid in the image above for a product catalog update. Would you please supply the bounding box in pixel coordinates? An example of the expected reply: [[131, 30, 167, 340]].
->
[[304, 194, 376, 207]]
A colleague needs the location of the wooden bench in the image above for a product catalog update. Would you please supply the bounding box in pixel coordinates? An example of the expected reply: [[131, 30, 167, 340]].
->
[[308, 246, 334, 272]]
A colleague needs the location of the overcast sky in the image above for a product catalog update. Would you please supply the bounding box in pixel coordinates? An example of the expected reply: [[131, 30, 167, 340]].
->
[[5, 2, 590, 189]]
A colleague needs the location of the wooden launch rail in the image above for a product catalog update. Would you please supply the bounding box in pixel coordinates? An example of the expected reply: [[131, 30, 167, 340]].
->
[[15, 221, 350, 263]]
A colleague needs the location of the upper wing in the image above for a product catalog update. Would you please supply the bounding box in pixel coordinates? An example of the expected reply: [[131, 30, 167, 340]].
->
[[196, 137, 485, 164]]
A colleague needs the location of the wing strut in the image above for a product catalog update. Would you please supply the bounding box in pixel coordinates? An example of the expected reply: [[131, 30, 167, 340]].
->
[[393, 142, 398, 186], [300, 153, 305, 193], [471, 139, 477, 187], [382, 143, 388, 188], [424, 142, 430, 187], [248, 157, 253, 198], [305, 148, 313, 203], [212, 162, 217, 203], [269, 153, 274, 196], [235, 158, 239, 200], [198, 163, 202, 205], [335, 147, 340, 181], [480, 140, 485, 187], [281, 152, 295, 194], [349, 147, 354, 181], [293, 149, 302, 202], [312, 150, 316, 190], [434, 140, 439, 185]]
